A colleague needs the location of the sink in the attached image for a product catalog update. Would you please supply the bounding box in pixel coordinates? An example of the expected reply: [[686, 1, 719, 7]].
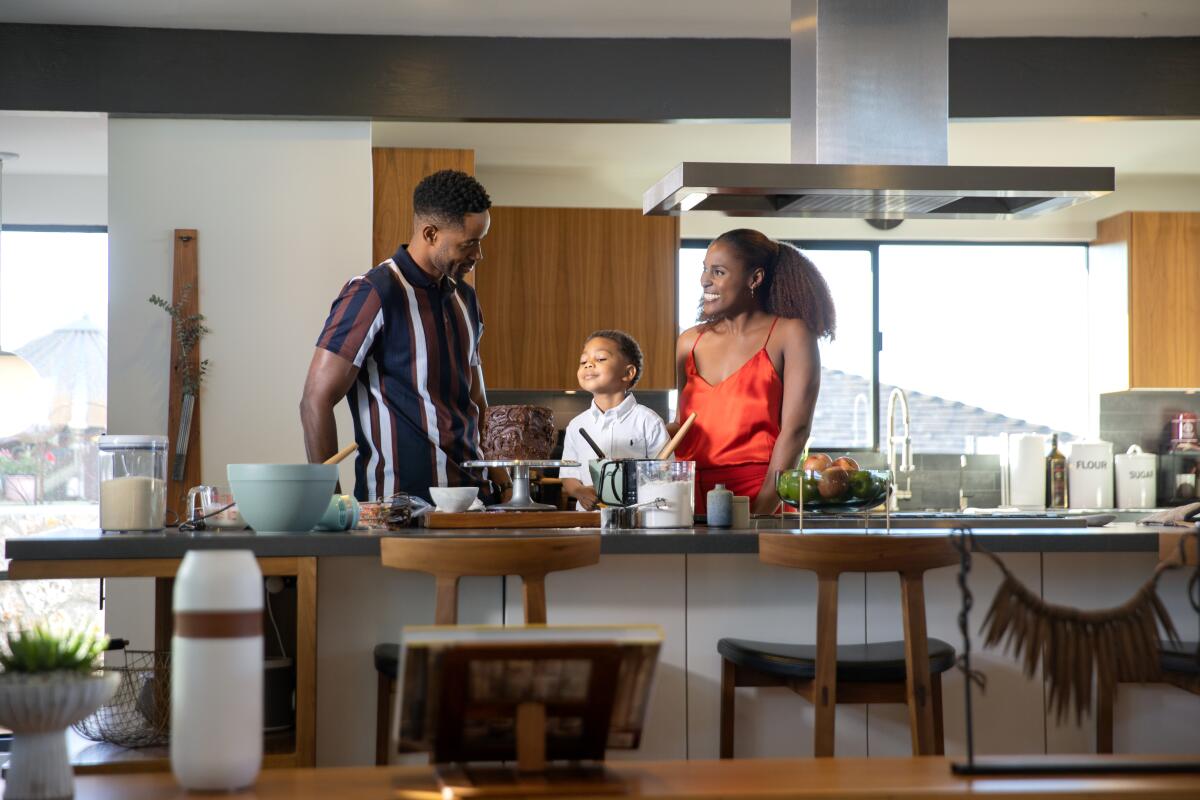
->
[[755, 511, 1115, 529]]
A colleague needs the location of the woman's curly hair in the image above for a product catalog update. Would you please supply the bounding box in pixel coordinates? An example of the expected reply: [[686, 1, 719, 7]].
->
[[713, 229, 837, 339]]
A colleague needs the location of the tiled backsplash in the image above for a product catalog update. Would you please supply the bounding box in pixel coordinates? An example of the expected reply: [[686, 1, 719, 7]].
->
[[1099, 389, 1200, 454], [846, 452, 1002, 511]]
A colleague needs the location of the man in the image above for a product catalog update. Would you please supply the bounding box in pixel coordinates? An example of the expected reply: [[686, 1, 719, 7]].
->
[[300, 170, 509, 503]]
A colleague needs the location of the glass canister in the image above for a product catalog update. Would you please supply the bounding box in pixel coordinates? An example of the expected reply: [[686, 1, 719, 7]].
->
[[635, 460, 695, 528], [99, 435, 168, 531]]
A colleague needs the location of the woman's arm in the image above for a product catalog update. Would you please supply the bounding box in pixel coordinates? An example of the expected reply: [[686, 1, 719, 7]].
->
[[669, 327, 701, 433], [753, 320, 821, 515]]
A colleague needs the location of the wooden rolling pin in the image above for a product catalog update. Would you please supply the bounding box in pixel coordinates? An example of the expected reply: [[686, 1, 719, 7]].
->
[[323, 442, 358, 465], [657, 413, 697, 459]]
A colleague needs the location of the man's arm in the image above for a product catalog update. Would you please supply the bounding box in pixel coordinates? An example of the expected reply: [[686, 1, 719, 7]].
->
[[300, 348, 360, 464], [470, 364, 512, 497]]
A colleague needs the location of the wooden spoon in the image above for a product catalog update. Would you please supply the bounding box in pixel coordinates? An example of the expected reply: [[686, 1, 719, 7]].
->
[[656, 413, 697, 460], [578, 429, 607, 460], [323, 443, 358, 465]]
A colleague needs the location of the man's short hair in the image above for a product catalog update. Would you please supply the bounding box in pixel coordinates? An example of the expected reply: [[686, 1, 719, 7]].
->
[[412, 170, 492, 228]]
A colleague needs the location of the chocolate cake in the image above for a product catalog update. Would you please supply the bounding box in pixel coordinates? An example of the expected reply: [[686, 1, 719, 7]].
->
[[482, 405, 556, 461]]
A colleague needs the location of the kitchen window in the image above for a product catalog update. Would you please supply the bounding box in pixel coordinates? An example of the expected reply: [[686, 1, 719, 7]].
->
[[0, 226, 107, 632], [679, 239, 1089, 454]]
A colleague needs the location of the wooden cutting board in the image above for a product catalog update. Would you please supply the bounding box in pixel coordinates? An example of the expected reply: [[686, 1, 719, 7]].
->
[[421, 511, 600, 529]]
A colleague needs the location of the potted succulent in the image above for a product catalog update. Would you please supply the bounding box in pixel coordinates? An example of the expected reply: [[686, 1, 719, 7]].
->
[[0, 626, 118, 800]]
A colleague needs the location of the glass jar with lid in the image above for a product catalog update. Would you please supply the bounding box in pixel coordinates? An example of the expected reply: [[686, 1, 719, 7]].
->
[[98, 435, 168, 531]]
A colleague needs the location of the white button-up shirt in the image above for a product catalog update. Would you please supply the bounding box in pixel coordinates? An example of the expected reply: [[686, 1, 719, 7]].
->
[[559, 394, 670, 483]]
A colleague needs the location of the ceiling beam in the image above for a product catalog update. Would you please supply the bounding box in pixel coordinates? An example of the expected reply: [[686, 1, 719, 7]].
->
[[2, 24, 1197, 121]]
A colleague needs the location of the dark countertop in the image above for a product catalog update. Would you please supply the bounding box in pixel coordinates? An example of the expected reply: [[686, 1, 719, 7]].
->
[[2, 523, 1171, 561]]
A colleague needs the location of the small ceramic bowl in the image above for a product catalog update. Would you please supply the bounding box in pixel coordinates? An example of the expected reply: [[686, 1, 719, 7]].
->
[[429, 486, 479, 513]]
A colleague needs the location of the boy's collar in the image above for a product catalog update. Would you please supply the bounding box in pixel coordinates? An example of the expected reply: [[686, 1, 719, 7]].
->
[[589, 393, 638, 421]]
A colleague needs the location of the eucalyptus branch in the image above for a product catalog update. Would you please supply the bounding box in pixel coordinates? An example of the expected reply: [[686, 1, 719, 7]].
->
[[149, 284, 211, 396]]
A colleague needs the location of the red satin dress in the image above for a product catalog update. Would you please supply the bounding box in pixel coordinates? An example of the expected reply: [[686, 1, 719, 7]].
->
[[676, 317, 783, 514]]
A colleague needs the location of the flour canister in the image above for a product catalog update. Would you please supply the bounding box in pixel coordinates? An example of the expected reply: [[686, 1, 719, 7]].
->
[[1114, 444, 1157, 509], [171, 550, 263, 791], [1067, 440, 1114, 509]]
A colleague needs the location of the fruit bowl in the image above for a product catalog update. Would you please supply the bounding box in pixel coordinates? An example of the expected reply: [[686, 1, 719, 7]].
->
[[776, 467, 890, 511]]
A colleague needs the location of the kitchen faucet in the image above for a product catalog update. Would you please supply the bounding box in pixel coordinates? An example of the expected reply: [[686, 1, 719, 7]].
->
[[885, 387, 916, 511]]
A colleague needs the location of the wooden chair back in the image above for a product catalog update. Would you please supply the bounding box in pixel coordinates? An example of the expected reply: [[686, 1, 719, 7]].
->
[[757, 533, 959, 756], [379, 534, 600, 624], [759, 533, 960, 579]]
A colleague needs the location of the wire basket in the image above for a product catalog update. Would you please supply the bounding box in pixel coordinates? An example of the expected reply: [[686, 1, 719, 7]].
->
[[72, 649, 171, 748]]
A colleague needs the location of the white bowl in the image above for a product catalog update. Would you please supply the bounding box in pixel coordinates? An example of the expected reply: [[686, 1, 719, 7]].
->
[[429, 486, 479, 513]]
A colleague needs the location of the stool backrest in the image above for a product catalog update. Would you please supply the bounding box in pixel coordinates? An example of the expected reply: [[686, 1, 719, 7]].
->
[[379, 534, 601, 624], [757, 533, 958, 756], [758, 533, 959, 579]]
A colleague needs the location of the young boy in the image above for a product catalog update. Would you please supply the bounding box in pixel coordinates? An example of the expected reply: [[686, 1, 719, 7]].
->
[[560, 330, 670, 510]]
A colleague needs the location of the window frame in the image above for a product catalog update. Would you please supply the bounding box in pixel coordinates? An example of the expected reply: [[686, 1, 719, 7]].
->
[[680, 237, 1089, 454]]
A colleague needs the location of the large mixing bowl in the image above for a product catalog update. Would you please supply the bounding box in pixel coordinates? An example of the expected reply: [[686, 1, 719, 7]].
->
[[227, 463, 338, 532], [776, 468, 890, 512]]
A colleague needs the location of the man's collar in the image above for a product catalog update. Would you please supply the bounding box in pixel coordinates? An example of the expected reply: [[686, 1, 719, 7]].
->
[[393, 245, 454, 290]]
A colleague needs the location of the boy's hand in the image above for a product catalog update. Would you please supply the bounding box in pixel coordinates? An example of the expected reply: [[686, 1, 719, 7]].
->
[[573, 486, 600, 511]]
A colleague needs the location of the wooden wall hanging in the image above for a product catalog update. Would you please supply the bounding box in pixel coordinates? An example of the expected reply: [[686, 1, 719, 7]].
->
[[165, 229, 201, 523]]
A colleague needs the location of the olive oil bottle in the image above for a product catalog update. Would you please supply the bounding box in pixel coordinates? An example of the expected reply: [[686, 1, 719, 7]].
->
[[1046, 433, 1068, 509]]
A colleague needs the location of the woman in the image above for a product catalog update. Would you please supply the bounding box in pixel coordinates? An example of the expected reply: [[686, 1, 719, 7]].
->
[[674, 229, 836, 516]]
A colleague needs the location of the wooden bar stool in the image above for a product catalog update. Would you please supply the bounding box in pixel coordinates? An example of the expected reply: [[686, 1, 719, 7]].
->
[[1096, 531, 1199, 752], [1096, 641, 1200, 753], [373, 534, 601, 764], [719, 534, 958, 758]]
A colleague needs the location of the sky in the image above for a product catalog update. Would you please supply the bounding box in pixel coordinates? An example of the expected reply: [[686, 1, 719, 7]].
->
[[1, 231, 108, 351]]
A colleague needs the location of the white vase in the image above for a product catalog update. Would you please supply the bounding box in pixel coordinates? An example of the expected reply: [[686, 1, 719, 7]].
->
[[170, 550, 263, 791], [0, 672, 119, 800]]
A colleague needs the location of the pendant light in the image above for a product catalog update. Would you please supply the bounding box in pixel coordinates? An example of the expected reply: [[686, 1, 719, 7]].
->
[[0, 151, 46, 439]]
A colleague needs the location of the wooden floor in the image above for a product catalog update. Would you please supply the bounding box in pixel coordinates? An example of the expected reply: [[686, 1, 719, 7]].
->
[[38, 755, 1200, 799]]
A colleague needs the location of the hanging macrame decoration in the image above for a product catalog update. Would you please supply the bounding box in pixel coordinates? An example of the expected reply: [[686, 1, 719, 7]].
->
[[973, 544, 1181, 724]]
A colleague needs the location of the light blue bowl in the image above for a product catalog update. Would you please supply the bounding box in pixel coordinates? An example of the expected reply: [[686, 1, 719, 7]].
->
[[227, 463, 339, 533]]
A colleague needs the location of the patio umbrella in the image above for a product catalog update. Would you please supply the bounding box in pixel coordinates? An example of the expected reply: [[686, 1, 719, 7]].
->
[[16, 316, 107, 431]]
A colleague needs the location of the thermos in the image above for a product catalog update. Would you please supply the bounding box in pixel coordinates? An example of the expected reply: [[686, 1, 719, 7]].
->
[[171, 550, 263, 790]]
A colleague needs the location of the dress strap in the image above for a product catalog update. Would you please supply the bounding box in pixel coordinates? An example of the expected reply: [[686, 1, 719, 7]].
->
[[689, 327, 706, 357], [761, 316, 781, 349]]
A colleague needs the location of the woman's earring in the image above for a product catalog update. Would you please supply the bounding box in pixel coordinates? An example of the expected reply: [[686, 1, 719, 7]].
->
[[750, 286, 756, 298]]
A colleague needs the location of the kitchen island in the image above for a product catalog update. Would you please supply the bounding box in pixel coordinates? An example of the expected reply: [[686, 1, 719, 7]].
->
[[5, 522, 1198, 767]]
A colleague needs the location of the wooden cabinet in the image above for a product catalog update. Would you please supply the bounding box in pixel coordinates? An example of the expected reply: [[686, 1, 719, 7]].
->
[[372, 148, 474, 265], [1090, 212, 1200, 389], [474, 207, 679, 390]]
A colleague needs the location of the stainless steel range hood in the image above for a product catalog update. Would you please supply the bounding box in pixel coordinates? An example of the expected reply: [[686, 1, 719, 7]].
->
[[643, 0, 1114, 220]]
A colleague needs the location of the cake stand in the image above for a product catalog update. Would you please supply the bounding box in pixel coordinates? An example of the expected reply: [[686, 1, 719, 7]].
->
[[464, 459, 580, 511]]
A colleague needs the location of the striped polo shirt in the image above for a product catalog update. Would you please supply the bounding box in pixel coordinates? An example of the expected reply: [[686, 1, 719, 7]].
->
[[316, 245, 485, 503]]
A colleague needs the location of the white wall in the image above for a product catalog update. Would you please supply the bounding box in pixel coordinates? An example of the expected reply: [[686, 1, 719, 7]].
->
[[106, 118, 372, 651], [4, 174, 107, 226]]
